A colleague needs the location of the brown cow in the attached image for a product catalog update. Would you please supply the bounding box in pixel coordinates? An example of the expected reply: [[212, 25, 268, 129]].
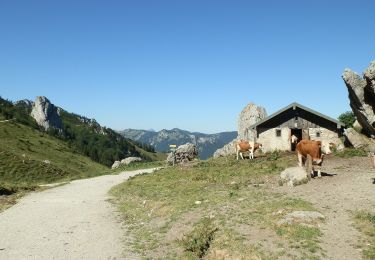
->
[[236, 140, 262, 160], [296, 140, 333, 178]]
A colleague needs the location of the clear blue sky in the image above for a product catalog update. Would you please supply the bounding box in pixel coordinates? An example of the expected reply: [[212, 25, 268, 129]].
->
[[1, 0, 374, 133]]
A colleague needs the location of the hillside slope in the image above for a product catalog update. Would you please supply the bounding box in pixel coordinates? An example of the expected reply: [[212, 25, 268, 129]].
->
[[120, 128, 237, 159], [0, 121, 108, 184]]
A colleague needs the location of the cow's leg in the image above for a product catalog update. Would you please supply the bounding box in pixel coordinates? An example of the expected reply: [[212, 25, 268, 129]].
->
[[236, 149, 239, 160], [297, 153, 303, 167], [240, 152, 244, 160], [316, 165, 322, 178], [249, 149, 253, 159]]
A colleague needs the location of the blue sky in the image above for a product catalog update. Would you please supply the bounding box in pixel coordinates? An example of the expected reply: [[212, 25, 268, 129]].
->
[[1, 0, 374, 133]]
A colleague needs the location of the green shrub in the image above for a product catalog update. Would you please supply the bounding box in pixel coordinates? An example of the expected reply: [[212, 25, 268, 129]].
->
[[334, 148, 367, 158], [181, 218, 218, 258]]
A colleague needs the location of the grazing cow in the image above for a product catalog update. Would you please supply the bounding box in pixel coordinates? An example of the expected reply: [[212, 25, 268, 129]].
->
[[236, 140, 262, 160], [296, 140, 334, 178]]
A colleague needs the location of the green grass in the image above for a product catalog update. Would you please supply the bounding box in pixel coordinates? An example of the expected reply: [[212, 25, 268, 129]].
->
[[110, 153, 324, 259], [334, 148, 368, 158], [354, 211, 375, 259], [0, 121, 109, 185]]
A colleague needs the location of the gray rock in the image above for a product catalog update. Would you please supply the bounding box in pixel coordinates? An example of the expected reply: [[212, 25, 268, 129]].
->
[[43, 160, 51, 164], [277, 211, 325, 226], [214, 103, 267, 157], [167, 143, 198, 165], [31, 96, 62, 130], [213, 139, 237, 158], [238, 103, 267, 141], [120, 157, 142, 165], [342, 62, 375, 137], [344, 128, 375, 151], [280, 167, 308, 187], [111, 161, 121, 169]]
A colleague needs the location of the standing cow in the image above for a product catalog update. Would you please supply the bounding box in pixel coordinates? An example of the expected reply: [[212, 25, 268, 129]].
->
[[296, 140, 333, 178], [236, 140, 262, 160]]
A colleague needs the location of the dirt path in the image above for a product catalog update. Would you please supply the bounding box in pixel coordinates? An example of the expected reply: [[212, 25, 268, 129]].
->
[[0, 168, 158, 260], [275, 156, 375, 260]]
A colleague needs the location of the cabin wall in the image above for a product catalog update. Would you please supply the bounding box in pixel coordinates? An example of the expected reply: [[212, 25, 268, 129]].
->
[[308, 127, 341, 144], [257, 126, 342, 152], [258, 127, 291, 153]]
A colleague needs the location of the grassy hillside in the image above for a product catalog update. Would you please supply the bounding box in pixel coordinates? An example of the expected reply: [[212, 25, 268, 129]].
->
[[111, 153, 324, 259], [0, 121, 108, 185]]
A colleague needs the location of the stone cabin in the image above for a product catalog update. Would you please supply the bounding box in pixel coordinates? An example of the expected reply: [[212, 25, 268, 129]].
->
[[249, 102, 345, 153]]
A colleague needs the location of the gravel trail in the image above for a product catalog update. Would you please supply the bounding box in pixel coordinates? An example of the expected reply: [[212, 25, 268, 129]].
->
[[0, 168, 158, 260]]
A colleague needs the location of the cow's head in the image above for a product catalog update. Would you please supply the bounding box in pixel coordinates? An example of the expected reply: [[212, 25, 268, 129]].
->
[[320, 141, 333, 155], [291, 135, 298, 144]]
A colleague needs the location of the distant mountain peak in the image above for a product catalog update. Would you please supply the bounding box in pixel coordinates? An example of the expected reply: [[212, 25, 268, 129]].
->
[[119, 128, 237, 159]]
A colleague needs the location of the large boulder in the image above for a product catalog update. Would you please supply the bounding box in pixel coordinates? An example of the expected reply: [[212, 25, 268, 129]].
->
[[31, 96, 62, 130], [167, 143, 198, 165], [342, 62, 375, 138], [238, 103, 267, 140], [112, 157, 142, 169], [214, 102, 267, 158], [344, 128, 375, 151], [120, 157, 142, 165]]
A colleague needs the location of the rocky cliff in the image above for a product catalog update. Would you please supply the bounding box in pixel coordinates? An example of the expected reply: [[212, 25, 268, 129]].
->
[[119, 128, 237, 159], [342, 61, 375, 138], [30, 96, 62, 130]]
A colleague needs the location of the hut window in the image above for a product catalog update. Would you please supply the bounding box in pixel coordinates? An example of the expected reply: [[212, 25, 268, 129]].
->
[[316, 132, 321, 137], [276, 129, 282, 137]]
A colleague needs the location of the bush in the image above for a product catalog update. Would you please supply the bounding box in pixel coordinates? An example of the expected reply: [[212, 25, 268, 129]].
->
[[338, 111, 356, 128], [181, 218, 218, 258]]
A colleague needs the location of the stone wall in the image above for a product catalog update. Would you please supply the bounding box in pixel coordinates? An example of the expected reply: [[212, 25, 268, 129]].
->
[[308, 127, 344, 149], [258, 127, 291, 152]]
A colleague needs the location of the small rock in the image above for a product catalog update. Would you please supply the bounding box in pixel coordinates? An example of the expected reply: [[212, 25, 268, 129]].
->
[[280, 167, 308, 187], [194, 201, 202, 205], [43, 160, 51, 164]]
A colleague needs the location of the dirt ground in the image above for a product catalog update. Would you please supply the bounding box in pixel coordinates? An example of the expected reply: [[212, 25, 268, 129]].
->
[[274, 155, 375, 260]]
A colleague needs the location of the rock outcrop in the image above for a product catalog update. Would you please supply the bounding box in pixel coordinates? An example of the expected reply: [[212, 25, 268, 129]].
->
[[111, 157, 142, 169], [31, 96, 62, 130], [120, 157, 142, 165], [167, 143, 198, 165], [214, 102, 267, 158], [238, 103, 267, 141], [342, 62, 375, 137]]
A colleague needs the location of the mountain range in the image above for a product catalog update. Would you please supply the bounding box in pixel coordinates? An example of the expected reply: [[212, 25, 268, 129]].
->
[[119, 128, 237, 159]]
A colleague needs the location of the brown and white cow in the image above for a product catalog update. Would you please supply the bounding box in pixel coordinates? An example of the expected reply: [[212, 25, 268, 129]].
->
[[296, 139, 333, 178], [236, 140, 262, 160]]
